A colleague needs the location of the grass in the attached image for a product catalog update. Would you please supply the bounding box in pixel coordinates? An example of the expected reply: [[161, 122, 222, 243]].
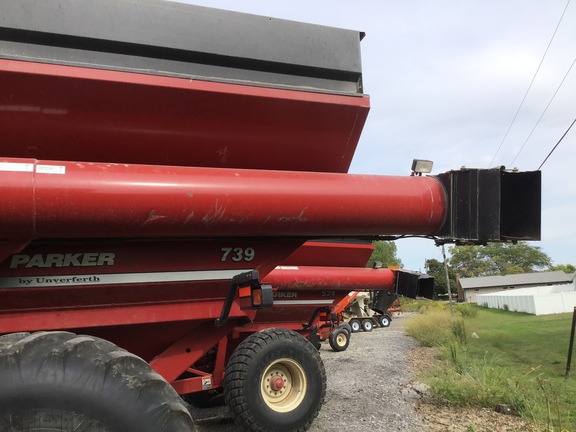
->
[[400, 298, 438, 312], [468, 309, 571, 376], [405, 305, 576, 431]]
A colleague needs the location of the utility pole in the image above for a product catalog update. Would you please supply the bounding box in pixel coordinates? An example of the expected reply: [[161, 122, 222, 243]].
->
[[566, 306, 576, 378], [441, 244, 454, 315]]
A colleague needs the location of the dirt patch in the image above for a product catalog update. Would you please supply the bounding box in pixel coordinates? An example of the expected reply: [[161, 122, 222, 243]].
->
[[409, 342, 539, 432], [416, 403, 538, 432]]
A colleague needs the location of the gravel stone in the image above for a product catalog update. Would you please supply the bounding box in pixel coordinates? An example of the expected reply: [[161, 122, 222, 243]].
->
[[190, 315, 425, 431]]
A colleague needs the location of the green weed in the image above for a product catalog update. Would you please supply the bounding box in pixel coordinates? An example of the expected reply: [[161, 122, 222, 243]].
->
[[456, 303, 479, 318], [450, 318, 468, 345], [407, 308, 576, 431]]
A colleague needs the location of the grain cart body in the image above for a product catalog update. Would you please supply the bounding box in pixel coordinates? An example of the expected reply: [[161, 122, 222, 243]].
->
[[0, 1, 541, 432]]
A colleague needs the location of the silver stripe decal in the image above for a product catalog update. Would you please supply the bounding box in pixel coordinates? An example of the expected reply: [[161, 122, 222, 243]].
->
[[273, 300, 334, 305], [0, 269, 253, 288], [37, 164, 66, 175], [0, 162, 34, 172], [0, 163, 66, 174]]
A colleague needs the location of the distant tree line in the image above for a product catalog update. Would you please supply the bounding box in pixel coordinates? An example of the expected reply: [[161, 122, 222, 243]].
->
[[366, 241, 575, 299], [427, 242, 574, 298]]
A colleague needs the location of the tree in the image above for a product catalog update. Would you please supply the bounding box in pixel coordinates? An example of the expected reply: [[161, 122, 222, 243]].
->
[[550, 264, 576, 274], [448, 242, 551, 277], [445, 245, 491, 278], [425, 258, 457, 299], [366, 241, 403, 268]]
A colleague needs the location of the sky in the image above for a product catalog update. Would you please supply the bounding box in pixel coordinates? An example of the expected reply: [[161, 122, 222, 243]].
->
[[182, 0, 575, 272]]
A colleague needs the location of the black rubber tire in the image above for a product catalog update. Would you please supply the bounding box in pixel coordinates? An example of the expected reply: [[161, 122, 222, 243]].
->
[[328, 327, 350, 352], [224, 328, 326, 432], [0, 331, 194, 432], [379, 314, 392, 328], [361, 319, 374, 332], [337, 323, 352, 337], [349, 319, 361, 333]]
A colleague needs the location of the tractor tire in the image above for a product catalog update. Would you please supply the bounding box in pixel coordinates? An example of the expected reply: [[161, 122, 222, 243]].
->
[[224, 328, 326, 432], [337, 323, 352, 337], [0, 331, 194, 432], [349, 319, 361, 333], [361, 319, 374, 332], [379, 314, 392, 328], [328, 326, 350, 352]]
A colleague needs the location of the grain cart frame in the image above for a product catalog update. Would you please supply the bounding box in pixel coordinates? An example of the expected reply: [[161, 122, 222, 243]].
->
[[0, 2, 540, 432]]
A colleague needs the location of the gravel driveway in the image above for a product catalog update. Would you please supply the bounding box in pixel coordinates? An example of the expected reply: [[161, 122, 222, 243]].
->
[[190, 315, 424, 431]]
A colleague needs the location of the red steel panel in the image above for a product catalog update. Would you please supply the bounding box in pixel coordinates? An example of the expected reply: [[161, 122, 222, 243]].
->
[[0, 238, 303, 318], [282, 241, 375, 267], [150, 321, 237, 383], [0, 299, 250, 334], [0, 59, 369, 173]]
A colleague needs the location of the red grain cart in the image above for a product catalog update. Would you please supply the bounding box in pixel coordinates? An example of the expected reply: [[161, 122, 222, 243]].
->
[[0, 2, 540, 432], [258, 240, 383, 351], [259, 264, 431, 351]]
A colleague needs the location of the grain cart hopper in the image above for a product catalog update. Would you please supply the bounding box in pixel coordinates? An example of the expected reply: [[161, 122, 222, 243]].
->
[[281, 239, 376, 268], [0, 1, 541, 432]]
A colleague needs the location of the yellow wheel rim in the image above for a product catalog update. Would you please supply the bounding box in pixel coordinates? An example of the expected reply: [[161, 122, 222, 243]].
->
[[260, 358, 307, 413], [336, 333, 347, 347]]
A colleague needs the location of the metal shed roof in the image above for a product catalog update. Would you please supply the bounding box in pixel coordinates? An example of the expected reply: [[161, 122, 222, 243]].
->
[[459, 271, 573, 290]]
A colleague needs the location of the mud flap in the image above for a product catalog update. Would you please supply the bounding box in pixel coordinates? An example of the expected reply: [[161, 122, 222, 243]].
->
[[307, 325, 321, 350]]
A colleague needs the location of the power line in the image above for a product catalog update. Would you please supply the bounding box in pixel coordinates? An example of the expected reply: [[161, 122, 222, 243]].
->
[[489, 0, 571, 167], [538, 116, 576, 170], [510, 55, 576, 166]]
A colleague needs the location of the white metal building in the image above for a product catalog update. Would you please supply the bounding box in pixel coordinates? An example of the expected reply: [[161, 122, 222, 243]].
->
[[458, 271, 573, 304], [476, 283, 576, 315]]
